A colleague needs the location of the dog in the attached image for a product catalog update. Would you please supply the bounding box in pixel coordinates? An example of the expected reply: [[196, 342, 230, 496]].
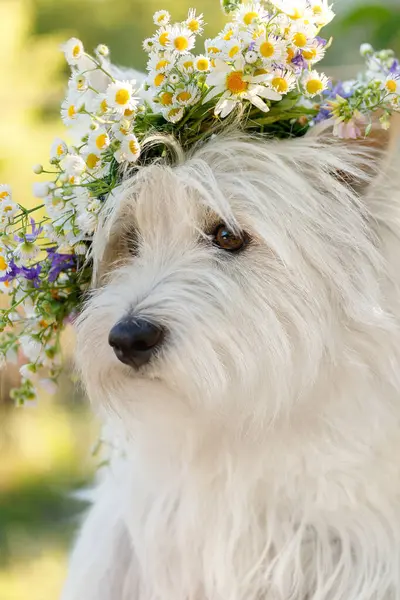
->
[[61, 120, 400, 600]]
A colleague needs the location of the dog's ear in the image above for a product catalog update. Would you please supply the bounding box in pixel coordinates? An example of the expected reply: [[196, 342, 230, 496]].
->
[[307, 112, 400, 193]]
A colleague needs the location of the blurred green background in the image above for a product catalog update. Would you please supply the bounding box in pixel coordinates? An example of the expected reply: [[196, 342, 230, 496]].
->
[[0, 0, 399, 598]]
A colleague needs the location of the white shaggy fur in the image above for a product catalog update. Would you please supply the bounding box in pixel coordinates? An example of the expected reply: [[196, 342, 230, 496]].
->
[[62, 128, 400, 600]]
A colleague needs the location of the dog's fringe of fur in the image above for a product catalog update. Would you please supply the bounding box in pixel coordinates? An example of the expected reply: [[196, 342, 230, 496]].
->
[[64, 130, 400, 600]]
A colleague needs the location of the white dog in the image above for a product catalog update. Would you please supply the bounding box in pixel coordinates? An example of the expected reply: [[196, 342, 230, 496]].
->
[[62, 123, 400, 600]]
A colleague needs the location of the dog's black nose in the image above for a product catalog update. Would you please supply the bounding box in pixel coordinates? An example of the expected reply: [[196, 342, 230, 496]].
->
[[108, 318, 164, 368]]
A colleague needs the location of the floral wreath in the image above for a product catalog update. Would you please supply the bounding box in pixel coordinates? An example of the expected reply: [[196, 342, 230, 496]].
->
[[1, 0, 399, 404]]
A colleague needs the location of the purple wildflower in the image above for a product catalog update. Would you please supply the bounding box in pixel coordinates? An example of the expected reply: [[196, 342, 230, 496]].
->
[[291, 52, 308, 71], [315, 36, 328, 47], [46, 247, 76, 283], [14, 218, 44, 244]]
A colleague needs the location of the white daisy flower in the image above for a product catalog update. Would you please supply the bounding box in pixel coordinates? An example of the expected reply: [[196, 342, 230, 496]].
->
[[90, 94, 110, 115], [147, 51, 175, 74], [14, 240, 40, 265], [69, 72, 88, 93], [111, 120, 132, 141], [302, 70, 330, 97], [269, 68, 297, 94], [186, 9, 204, 34], [290, 22, 315, 50], [169, 73, 181, 85], [143, 37, 156, 53], [162, 106, 185, 123], [95, 44, 110, 58], [256, 35, 287, 63], [50, 138, 68, 161], [0, 191, 18, 222], [84, 150, 102, 171], [149, 70, 168, 88], [32, 182, 51, 198], [166, 25, 196, 55], [106, 80, 138, 114], [245, 50, 258, 64], [194, 55, 211, 73], [223, 39, 243, 61], [205, 37, 223, 57], [173, 84, 201, 107], [204, 57, 282, 117], [0, 184, 12, 202], [270, 0, 309, 21], [61, 154, 86, 178], [234, 2, 267, 26], [179, 54, 196, 73], [61, 94, 84, 127], [155, 26, 172, 49], [153, 10, 171, 26], [309, 0, 335, 26], [0, 248, 9, 277], [62, 38, 85, 66], [157, 90, 175, 107], [302, 41, 326, 65], [88, 127, 110, 152], [0, 279, 13, 294], [383, 74, 400, 95], [76, 211, 98, 235], [88, 198, 102, 214], [114, 134, 141, 164]]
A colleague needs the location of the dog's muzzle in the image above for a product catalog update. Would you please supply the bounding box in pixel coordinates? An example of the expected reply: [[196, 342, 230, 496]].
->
[[108, 318, 165, 369]]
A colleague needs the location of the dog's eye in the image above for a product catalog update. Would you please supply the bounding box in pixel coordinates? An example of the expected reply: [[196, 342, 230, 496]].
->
[[212, 224, 248, 252]]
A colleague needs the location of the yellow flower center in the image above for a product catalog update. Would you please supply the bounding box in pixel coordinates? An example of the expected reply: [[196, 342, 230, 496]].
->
[[290, 8, 303, 19], [287, 47, 295, 63], [160, 91, 174, 106], [72, 44, 81, 58], [226, 71, 248, 95], [293, 32, 307, 47], [160, 92, 174, 106], [174, 36, 189, 52], [157, 14, 166, 22], [69, 176, 75, 184], [124, 108, 135, 117], [313, 6, 323, 15], [223, 29, 234, 41], [272, 77, 289, 93], [177, 91, 191, 102], [228, 45, 240, 59], [0, 256, 7, 271], [303, 48, 317, 61], [208, 46, 220, 55], [115, 89, 130, 105], [100, 99, 108, 113], [183, 60, 194, 70], [196, 58, 210, 71], [56, 144, 64, 156], [154, 73, 166, 87], [260, 41, 275, 58], [168, 108, 181, 118], [386, 80, 397, 93], [156, 59, 169, 71], [86, 153, 100, 169], [306, 78, 323, 95], [243, 11, 258, 25], [96, 133, 108, 150], [159, 32, 169, 46], [119, 124, 129, 135], [3, 205, 12, 212], [129, 140, 139, 155], [68, 105, 76, 118], [188, 19, 199, 32], [0, 191, 9, 200]]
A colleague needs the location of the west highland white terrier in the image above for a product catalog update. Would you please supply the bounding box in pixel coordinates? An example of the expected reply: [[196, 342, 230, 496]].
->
[[62, 122, 400, 600]]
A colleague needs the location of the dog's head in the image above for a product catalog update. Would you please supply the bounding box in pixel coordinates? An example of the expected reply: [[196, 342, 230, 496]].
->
[[76, 130, 396, 429]]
